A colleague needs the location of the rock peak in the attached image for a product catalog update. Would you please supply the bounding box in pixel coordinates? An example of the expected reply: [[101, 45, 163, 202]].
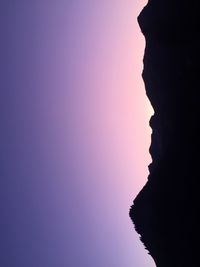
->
[[130, 1, 200, 266]]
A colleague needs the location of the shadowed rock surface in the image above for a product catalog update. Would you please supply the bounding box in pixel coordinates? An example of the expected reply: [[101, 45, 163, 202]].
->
[[129, 1, 200, 266]]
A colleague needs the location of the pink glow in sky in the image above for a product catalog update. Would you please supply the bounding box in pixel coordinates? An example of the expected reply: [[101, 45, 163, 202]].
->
[[1, 0, 155, 266]]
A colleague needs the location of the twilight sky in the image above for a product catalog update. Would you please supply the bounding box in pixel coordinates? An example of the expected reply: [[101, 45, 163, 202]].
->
[[0, 0, 155, 266]]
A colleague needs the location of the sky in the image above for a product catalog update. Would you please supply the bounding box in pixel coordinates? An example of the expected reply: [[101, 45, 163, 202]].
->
[[0, 0, 155, 266]]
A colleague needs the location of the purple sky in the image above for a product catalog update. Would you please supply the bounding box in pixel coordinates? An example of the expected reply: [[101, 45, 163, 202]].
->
[[0, 1, 155, 266]]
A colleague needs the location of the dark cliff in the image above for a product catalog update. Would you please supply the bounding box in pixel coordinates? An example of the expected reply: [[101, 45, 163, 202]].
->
[[129, 1, 200, 266]]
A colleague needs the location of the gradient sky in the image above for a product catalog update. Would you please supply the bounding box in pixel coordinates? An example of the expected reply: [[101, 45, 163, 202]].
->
[[0, 0, 155, 266]]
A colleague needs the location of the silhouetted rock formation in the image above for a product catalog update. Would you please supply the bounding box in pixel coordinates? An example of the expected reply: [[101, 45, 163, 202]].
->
[[130, 1, 200, 266]]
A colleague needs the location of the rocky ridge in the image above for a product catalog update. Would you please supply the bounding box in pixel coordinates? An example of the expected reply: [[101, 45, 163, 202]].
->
[[130, 1, 200, 266]]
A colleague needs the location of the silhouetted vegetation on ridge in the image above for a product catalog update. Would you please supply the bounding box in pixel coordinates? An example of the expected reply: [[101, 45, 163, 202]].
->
[[129, 1, 200, 266]]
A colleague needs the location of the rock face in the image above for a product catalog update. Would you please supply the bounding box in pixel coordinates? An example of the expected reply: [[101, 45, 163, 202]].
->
[[129, 1, 200, 266]]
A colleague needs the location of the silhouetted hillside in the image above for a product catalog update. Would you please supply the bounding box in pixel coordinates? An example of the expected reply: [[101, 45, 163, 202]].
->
[[129, 1, 200, 266]]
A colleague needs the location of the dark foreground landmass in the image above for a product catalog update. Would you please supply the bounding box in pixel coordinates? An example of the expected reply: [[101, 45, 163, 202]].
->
[[129, 1, 200, 266]]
